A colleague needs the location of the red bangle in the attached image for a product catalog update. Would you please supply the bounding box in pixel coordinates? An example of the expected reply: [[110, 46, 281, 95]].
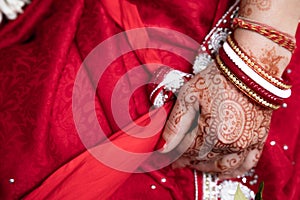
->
[[215, 55, 280, 109], [227, 35, 292, 90], [219, 46, 284, 105], [233, 17, 296, 52]]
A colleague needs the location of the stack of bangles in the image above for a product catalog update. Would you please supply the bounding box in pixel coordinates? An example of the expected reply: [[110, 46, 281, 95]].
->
[[216, 17, 294, 110]]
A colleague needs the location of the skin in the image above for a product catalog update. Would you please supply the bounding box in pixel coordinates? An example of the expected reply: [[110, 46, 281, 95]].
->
[[163, 63, 272, 178], [247, 47, 286, 77], [162, 0, 300, 178]]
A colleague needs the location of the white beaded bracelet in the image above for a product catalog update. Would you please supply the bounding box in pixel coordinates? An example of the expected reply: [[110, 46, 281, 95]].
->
[[150, 69, 193, 108], [223, 42, 291, 99], [0, 0, 30, 23]]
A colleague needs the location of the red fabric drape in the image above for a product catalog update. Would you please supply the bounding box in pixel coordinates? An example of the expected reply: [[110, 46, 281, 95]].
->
[[0, 0, 299, 199]]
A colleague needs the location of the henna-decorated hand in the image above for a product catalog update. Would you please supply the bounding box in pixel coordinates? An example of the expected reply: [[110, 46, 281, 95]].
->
[[161, 62, 272, 179]]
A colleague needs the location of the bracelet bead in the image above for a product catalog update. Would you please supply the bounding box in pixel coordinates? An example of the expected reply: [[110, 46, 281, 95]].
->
[[227, 35, 291, 90], [215, 55, 280, 110], [219, 46, 284, 105]]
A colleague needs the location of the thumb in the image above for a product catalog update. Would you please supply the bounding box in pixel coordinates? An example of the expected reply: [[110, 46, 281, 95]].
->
[[161, 85, 200, 153]]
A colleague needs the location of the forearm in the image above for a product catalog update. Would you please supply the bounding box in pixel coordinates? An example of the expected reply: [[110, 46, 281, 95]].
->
[[235, 0, 300, 78]]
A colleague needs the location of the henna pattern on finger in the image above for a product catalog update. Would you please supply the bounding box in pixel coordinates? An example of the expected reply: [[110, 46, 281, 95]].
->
[[165, 65, 218, 131], [183, 131, 204, 158], [163, 75, 208, 142], [216, 156, 242, 172]]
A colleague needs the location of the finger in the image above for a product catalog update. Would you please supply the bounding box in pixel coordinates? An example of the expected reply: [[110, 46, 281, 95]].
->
[[171, 127, 212, 169], [224, 138, 268, 179], [161, 83, 200, 153], [191, 152, 247, 174], [228, 148, 262, 178], [171, 156, 192, 169], [173, 127, 199, 156]]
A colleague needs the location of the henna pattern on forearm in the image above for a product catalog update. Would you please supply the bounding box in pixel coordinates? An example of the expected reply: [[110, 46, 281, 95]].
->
[[238, 42, 288, 78], [257, 47, 287, 77], [240, 0, 272, 17]]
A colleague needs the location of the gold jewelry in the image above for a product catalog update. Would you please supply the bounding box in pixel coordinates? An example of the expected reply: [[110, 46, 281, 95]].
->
[[227, 35, 291, 90], [216, 55, 280, 110]]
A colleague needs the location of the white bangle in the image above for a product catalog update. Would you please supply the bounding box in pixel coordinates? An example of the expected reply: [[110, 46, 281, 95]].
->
[[0, 0, 30, 23], [223, 42, 291, 99]]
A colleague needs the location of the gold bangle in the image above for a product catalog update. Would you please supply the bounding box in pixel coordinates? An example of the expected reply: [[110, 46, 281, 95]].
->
[[216, 55, 280, 110], [227, 35, 292, 90]]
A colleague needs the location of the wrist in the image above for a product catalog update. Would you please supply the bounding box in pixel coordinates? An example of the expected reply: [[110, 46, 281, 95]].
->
[[234, 29, 292, 79]]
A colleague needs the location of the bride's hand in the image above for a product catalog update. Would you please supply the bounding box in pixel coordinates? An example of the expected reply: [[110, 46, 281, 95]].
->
[[161, 62, 272, 178], [160, 0, 300, 177]]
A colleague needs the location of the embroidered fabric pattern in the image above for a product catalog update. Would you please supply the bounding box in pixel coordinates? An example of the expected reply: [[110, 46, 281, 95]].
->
[[202, 171, 258, 200], [193, 1, 240, 74]]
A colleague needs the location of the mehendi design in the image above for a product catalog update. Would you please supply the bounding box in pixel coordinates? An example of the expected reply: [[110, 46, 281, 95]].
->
[[239, 43, 287, 79], [199, 64, 269, 156], [257, 47, 286, 77], [169, 62, 272, 175], [240, 0, 272, 17], [211, 92, 250, 145], [216, 152, 246, 172], [163, 75, 207, 142], [254, 0, 271, 11]]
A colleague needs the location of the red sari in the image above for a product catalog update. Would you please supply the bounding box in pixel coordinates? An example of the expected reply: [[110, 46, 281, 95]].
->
[[0, 0, 299, 199]]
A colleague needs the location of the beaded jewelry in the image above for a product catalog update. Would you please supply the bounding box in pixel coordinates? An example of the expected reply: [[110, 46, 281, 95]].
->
[[223, 41, 292, 99], [219, 46, 284, 106], [227, 35, 292, 90], [216, 55, 280, 110]]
